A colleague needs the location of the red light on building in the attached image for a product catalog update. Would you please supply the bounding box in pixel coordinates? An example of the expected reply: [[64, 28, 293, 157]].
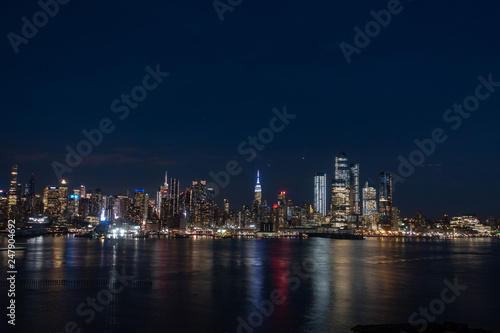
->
[[163, 190, 168, 193], [273, 204, 278, 209]]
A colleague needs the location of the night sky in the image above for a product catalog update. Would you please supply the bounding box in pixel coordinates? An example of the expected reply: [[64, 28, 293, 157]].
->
[[1, 0, 500, 218]]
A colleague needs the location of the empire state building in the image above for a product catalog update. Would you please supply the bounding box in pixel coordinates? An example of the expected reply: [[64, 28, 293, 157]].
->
[[254, 170, 262, 204]]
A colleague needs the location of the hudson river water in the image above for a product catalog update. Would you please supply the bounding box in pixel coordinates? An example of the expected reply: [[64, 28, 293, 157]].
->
[[1, 236, 499, 333]]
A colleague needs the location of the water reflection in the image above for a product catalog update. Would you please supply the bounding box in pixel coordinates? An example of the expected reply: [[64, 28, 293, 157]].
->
[[0, 236, 498, 333]]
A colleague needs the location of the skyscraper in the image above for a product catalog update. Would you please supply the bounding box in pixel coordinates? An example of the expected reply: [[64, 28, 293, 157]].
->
[[8, 165, 19, 218], [252, 170, 262, 223], [129, 189, 147, 225], [25, 173, 36, 215], [169, 178, 180, 217], [331, 153, 350, 223], [163, 178, 180, 229], [277, 191, 287, 226], [379, 171, 393, 229], [157, 171, 168, 218], [190, 180, 210, 228], [43, 185, 60, 221], [254, 170, 262, 204], [59, 179, 69, 222], [28, 173, 35, 196], [362, 180, 377, 216], [314, 172, 326, 216], [79, 184, 86, 199], [349, 164, 360, 215]]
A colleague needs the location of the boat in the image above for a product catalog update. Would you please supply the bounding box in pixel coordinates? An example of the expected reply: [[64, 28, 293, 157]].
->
[[172, 232, 190, 239]]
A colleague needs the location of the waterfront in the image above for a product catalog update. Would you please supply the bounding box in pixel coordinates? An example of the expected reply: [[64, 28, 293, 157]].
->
[[1, 236, 499, 333]]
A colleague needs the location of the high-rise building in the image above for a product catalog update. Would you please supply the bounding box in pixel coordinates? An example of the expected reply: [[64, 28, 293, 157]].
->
[[59, 180, 69, 222], [117, 195, 130, 221], [79, 197, 90, 217], [379, 171, 393, 229], [157, 171, 168, 218], [0, 192, 9, 224], [25, 173, 36, 216], [68, 188, 80, 217], [28, 173, 35, 196], [362, 180, 377, 216], [313, 172, 326, 216], [254, 170, 262, 204], [129, 189, 147, 225], [165, 178, 180, 228], [252, 170, 262, 223], [79, 184, 86, 200], [89, 190, 102, 217], [43, 186, 60, 221], [169, 178, 180, 217], [277, 191, 287, 226], [349, 164, 360, 215], [190, 180, 212, 228], [8, 165, 19, 218], [331, 153, 350, 223], [206, 185, 216, 227]]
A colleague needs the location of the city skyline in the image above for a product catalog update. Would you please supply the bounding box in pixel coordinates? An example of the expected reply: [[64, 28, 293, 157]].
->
[[2, 2, 500, 333], [1, 159, 497, 221], [2, 2, 500, 220]]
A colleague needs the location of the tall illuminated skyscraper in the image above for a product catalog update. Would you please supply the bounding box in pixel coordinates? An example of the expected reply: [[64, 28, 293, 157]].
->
[[157, 171, 168, 218], [59, 179, 69, 222], [190, 180, 208, 228], [169, 178, 179, 216], [349, 164, 360, 215], [379, 171, 393, 229], [130, 189, 147, 225], [331, 153, 350, 222], [252, 171, 262, 223], [8, 165, 19, 217], [79, 184, 86, 199], [362, 180, 377, 216], [254, 170, 262, 204], [277, 191, 287, 226], [314, 172, 326, 216]]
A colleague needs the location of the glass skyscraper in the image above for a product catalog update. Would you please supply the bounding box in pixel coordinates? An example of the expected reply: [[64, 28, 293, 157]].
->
[[314, 172, 326, 216], [362, 180, 377, 216], [379, 171, 393, 228]]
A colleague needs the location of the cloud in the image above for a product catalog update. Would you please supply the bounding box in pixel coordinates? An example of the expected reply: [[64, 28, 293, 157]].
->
[[14, 153, 49, 162]]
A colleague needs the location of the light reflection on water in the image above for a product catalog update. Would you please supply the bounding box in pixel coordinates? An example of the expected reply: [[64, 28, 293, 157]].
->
[[0, 236, 498, 333]]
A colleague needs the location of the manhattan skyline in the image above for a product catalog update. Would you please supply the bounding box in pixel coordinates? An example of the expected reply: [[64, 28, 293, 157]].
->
[[1, 1, 500, 218], [1, 159, 496, 221]]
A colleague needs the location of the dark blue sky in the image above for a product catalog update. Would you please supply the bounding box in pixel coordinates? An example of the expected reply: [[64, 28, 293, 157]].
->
[[1, 0, 500, 218]]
